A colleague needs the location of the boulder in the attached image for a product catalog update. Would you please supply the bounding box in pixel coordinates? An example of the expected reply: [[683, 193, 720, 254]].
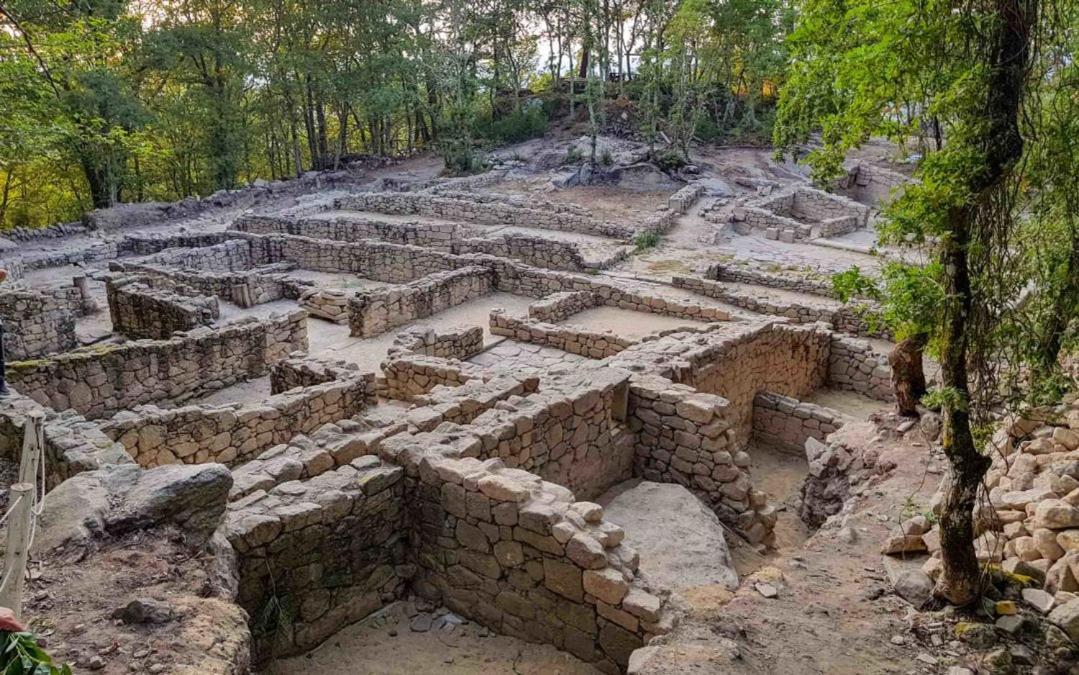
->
[[600, 481, 738, 592], [1049, 599, 1079, 642]]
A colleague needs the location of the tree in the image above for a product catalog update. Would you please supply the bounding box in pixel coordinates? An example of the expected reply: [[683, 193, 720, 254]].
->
[[776, 0, 1067, 605]]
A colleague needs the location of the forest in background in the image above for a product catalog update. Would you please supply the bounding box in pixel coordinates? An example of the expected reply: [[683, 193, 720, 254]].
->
[[0, 0, 791, 229]]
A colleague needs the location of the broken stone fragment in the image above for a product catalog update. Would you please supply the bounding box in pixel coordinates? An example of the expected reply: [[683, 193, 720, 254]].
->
[[880, 534, 928, 555]]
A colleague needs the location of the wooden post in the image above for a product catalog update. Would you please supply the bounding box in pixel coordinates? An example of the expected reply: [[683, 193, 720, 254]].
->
[[0, 483, 34, 619], [17, 411, 43, 488]]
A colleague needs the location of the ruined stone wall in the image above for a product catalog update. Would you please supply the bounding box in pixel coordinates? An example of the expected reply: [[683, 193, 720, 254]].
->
[[672, 275, 887, 339], [528, 291, 598, 323], [0, 392, 133, 489], [9, 313, 307, 419], [233, 213, 476, 249], [827, 334, 894, 401], [335, 193, 634, 239], [403, 375, 539, 432], [451, 234, 609, 272], [224, 458, 409, 662], [704, 262, 838, 299], [734, 185, 870, 241], [348, 266, 494, 337], [139, 239, 256, 272], [379, 352, 491, 401], [490, 310, 632, 359], [626, 373, 775, 545], [751, 391, 847, 455], [106, 276, 220, 340], [379, 427, 666, 670], [115, 261, 303, 309], [270, 354, 363, 394], [0, 287, 79, 360], [668, 184, 705, 214], [119, 232, 233, 256], [388, 325, 485, 361], [836, 162, 910, 205], [101, 370, 374, 468]]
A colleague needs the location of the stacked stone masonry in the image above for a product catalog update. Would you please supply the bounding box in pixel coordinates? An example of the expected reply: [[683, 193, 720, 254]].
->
[[9, 312, 308, 419], [348, 266, 494, 337], [751, 391, 848, 455], [0, 286, 80, 360], [100, 368, 374, 468], [732, 185, 870, 241], [106, 275, 220, 339]]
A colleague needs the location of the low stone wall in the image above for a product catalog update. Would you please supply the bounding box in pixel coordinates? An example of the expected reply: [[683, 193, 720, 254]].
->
[[379, 352, 492, 401], [668, 184, 705, 214], [224, 457, 409, 662], [335, 192, 634, 239], [404, 374, 539, 432], [733, 185, 870, 241], [119, 232, 233, 257], [0, 392, 133, 489], [451, 234, 610, 272], [828, 335, 893, 401], [114, 260, 305, 309], [139, 239, 256, 272], [389, 325, 485, 361], [836, 162, 910, 205], [704, 262, 838, 299], [528, 291, 597, 323], [672, 275, 886, 338], [348, 266, 494, 337], [0, 287, 79, 360], [106, 275, 220, 340], [490, 310, 633, 359], [751, 391, 847, 455], [9, 313, 308, 419], [270, 354, 363, 394], [233, 212, 477, 249], [101, 369, 374, 468]]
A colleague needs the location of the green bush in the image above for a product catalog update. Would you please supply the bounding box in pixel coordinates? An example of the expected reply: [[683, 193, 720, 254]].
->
[[1, 632, 71, 674], [634, 231, 661, 251], [483, 106, 548, 144], [653, 149, 687, 172]]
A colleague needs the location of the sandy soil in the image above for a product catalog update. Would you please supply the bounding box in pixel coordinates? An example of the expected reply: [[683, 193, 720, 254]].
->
[[265, 600, 599, 675]]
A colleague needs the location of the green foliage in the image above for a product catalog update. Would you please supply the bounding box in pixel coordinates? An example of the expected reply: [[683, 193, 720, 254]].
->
[[481, 106, 548, 145], [633, 231, 661, 251], [653, 149, 687, 172], [1, 631, 72, 674], [562, 146, 583, 165]]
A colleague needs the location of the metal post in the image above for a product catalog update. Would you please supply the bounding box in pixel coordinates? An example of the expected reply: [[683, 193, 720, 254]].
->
[[0, 484, 34, 619]]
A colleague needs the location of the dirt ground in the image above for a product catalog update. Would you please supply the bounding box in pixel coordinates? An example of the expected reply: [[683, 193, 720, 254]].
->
[[266, 600, 599, 675]]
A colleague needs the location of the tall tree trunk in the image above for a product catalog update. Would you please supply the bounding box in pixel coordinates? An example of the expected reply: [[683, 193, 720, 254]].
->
[[935, 0, 1033, 606]]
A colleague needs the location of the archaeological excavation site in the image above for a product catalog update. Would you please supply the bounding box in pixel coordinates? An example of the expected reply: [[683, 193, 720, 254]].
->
[[0, 130, 1071, 675]]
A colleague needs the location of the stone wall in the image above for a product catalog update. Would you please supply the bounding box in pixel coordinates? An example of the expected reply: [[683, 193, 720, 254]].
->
[[0, 287, 79, 360], [389, 325, 485, 361], [379, 351, 492, 401], [836, 162, 910, 205], [0, 392, 133, 489], [270, 354, 363, 394], [490, 310, 633, 359], [9, 312, 308, 419], [233, 212, 477, 249], [704, 262, 838, 299], [101, 368, 374, 468], [114, 260, 304, 309], [732, 185, 870, 241], [139, 239, 256, 272], [335, 192, 635, 239], [224, 457, 409, 662], [672, 275, 887, 339], [348, 266, 494, 337], [379, 416, 667, 670], [106, 275, 220, 339], [626, 373, 775, 545], [528, 291, 598, 323], [667, 184, 705, 214], [751, 391, 847, 454], [827, 334, 894, 401]]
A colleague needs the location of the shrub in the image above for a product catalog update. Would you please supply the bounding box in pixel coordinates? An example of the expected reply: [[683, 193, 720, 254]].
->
[[634, 231, 661, 251], [1, 631, 71, 674], [483, 106, 548, 144]]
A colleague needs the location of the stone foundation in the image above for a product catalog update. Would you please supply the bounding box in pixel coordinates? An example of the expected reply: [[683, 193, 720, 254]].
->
[[348, 266, 494, 337], [827, 335, 893, 401], [106, 275, 220, 339], [9, 312, 308, 418], [751, 391, 847, 454], [0, 287, 80, 359]]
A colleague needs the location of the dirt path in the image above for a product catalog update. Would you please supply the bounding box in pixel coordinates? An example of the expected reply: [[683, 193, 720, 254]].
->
[[645, 422, 947, 675]]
